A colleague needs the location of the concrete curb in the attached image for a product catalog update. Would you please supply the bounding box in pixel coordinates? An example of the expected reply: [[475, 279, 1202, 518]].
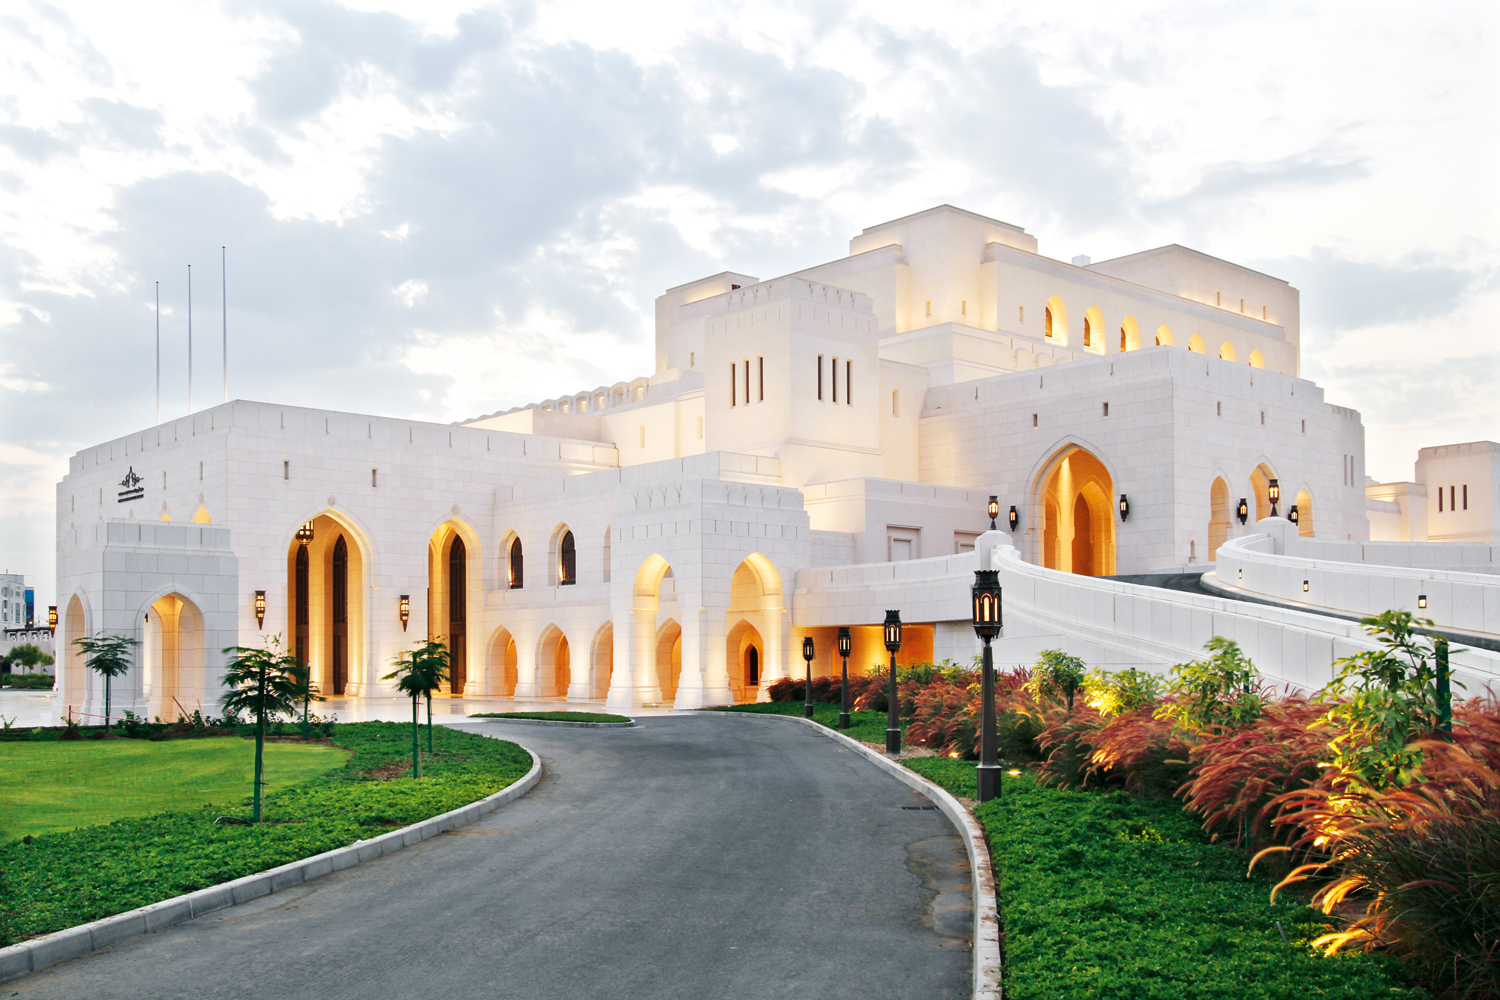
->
[[700, 712, 1002, 1000], [0, 745, 543, 985], [460, 716, 636, 728]]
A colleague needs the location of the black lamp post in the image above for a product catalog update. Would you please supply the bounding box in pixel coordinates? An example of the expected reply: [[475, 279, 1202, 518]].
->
[[1008, 506, 1019, 532], [1268, 478, 1280, 518], [987, 495, 999, 530], [883, 610, 903, 755], [837, 626, 852, 729], [972, 569, 1003, 802], [1237, 498, 1249, 525], [802, 635, 816, 718]]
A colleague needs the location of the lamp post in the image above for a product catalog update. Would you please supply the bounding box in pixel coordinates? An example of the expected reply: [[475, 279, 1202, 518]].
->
[[972, 569, 1003, 802], [1268, 478, 1280, 518], [883, 610, 903, 755], [837, 626, 852, 729], [802, 635, 815, 718], [987, 496, 999, 530]]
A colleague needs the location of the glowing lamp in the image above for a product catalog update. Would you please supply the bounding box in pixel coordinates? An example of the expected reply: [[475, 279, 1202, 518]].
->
[[1008, 506, 1019, 532], [1303, 579, 1310, 593], [47, 605, 57, 632], [837, 626, 852, 658], [1118, 494, 1129, 521], [1236, 498, 1249, 525], [1268, 478, 1280, 517], [987, 495, 999, 530], [399, 595, 411, 632], [1288, 505, 1300, 525], [1418, 594, 1427, 609], [295, 521, 314, 545], [971, 570, 1002, 640], [254, 590, 266, 629], [802, 635, 815, 662], [882, 610, 903, 652]]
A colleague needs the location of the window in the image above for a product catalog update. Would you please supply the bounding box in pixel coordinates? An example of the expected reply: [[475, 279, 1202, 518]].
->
[[602, 526, 611, 582], [199, 461, 203, 481], [1216, 402, 1222, 416], [1102, 402, 1109, 416], [1260, 411, 1265, 425], [283, 460, 289, 480], [371, 468, 378, 487], [1439, 489, 1444, 512], [1463, 485, 1468, 510], [639, 425, 646, 448], [758, 356, 763, 401], [1262, 305, 1267, 320], [1044, 307, 1053, 338], [846, 360, 852, 405], [690, 351, 694, 367], [1240, 298, 1245, 314], [1451, 485, 1457, 510], [832, 357, 838, 403], [961, 300, 967, 316], [1084, 315, 1093, 347], [1216, 291, 1221, 306], [1301, 419, 1306, 433], [818, 355, 823, 400], [1032, 413, 1038, 427], [892, 390, 899, 416], [559, 531, 576, 586], [1019, 305, 1024, 323], [731, 362, 736, 406], [697, 415, 703, 439], [508, 538, 524, 589], [744, 358, 750, 403], [925, 300, 931, 318]]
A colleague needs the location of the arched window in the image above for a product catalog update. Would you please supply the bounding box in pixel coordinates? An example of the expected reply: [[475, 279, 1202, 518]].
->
[[1155, 325, 1174, 347], [1248, 349, 1265, 369], [1045, 306, 1054, 338], [602, 525, 612, 583], [1188, 333, 1206, 354], [1043, 295, 1067, 343], [332, 535, 348, 696], [1083, 315, 1093, 347], [559, 530, 576, 586], [1083, 305, 1104, 352], [1219, 341, 1237, 362], [747, 646, 759, 686], [448, 535, 467, 693], [508, 537, 524, 589]]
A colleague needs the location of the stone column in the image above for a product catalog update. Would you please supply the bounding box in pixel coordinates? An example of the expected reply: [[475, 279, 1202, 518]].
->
[[513, 631, 540, 699]]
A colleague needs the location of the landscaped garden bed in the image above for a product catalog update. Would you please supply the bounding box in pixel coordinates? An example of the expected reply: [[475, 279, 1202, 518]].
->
[[0, 722, 531, 945]]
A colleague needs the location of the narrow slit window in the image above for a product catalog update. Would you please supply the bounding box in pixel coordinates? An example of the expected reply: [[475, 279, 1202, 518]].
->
[[697, 415, 703, 439], [1463, 485, 1468, 510], [817, 355, 823, 400], [1032, 413, 1038, 427], [744, 358, 750, 403], [639, 425, 646, 448], [1216, 402, 1222, 416], [892, 390, 899, 416], [283, 460, 289, 480], [1102, 402, 1109, 416], [961, 300, 967, 316], [371, 469, 378, 487], [758, 356, 764, 401], [832, 357, 838, 403], [1451, 485, 1456, 510], [1019, 305, 1024, 323], [731, 362, 737, 406], [690, 351, 694, 367], [925, 300, 931, 317], [846, 359, 852, 405], [1439, 489, 1444, 512]]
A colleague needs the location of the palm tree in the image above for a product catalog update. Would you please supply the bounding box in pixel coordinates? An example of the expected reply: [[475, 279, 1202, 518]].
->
[[384, 639, 450, 777], [284, 657, 324, 741], [220, 640, 300, 823], [72, 632, 138, 732]]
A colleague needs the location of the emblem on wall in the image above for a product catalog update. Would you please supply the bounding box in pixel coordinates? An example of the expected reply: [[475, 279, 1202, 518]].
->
[[117, 467, 145, 503]]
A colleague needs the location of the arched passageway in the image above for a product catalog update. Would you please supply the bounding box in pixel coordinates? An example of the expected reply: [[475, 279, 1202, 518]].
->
[[143, 592, 205, 719], [538, 626, 571, 698], [1044, 295, 1067, 344], [1250, 463, 1277, 522], [1294, 489, 1314, 537], [488, 627, 518, 697], [726, 554, 786, 701], [656, 620, 682, 703], [287, 513, 366, 697], [1039, 447, 1116, 576], [727, 619, 764, 703], [1208, 477, 1231, 561], [428, 521, 475, 694], [591, 623, 613, 699]]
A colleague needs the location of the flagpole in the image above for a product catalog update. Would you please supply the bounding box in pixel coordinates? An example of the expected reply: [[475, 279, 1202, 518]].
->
[[187, 264, 193, 414], [221, 246, 227, 404], [155, 281, 161, 425]]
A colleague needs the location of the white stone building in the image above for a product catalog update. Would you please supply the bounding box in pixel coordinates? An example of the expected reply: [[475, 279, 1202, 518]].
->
[[60, 204, 1493, 723]]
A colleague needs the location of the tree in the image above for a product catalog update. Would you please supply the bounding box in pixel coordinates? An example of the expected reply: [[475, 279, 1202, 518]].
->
[[1026, 649, 1088, 713], [1, 643, 53, 675], [220, 640, 301, 822], [1156, 636, 1264, 734], [71, 633, 137, 732], [283, 656, 324, 741], [384, 639, 451, 777]]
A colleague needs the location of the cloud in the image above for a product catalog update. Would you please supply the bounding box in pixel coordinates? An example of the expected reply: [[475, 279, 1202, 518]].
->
[[1254, 247, 1492, 332]]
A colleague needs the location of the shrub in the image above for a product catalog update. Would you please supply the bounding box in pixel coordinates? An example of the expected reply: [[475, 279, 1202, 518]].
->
[[1083, 666, 1162, 716], [1156, 637, 1266, 734], [1025, 649, 1086, 712]]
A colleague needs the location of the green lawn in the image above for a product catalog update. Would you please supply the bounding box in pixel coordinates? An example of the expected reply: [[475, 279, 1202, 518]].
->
[[707, 701, 895, 745], [0, 738, 347, 840], [469, 711, 632, 723]]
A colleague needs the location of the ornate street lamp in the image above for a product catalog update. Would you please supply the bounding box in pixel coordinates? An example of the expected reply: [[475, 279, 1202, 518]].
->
[[883, 610, 903, 755], [837, 626, 852, 730], [972, 569, 1003, 802], [987, 496, 999, 530], [47, 606, 57, 634], [254, 590, 266, 629], [1237, 498, 1249, 525], [1008, 506, 1019, 532], [1268, 478, 1280, 518], [295, 521, 314, 546], [1117, 494, 1129, 521], [399, 595, 411, 632], [802, 635, 816, 719]]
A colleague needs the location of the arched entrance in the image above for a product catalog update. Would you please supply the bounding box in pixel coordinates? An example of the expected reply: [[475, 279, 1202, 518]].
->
[[1294, 489, 1314, 537], [727, 555, 785, 701], [1038, 447, 1116, 576], [656, 619, 682, 703], [538, 626, 571, 698], [143, 592, 205, 719], [1208, 477, 1231, 561], [488, 627, 518, 697], [726, 619, 764, 703], [428, 521, 476, 695], [286, 513, 366, 697], [591, 623, 613, 699], [1249, 463, 1277, 521]]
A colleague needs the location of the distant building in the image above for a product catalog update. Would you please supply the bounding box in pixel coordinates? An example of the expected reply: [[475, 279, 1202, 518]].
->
[[0, 574, 29, 628], [1364, 440, 1498, 543]]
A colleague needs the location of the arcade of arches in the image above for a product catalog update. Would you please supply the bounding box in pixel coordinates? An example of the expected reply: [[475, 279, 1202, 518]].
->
[[287, 513, 365, 698], [143, 592, 205, 719], [1040, 448, 1116, 577]]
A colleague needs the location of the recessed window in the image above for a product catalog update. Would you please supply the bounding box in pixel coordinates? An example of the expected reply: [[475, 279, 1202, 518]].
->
[[1216, 291, 1221, 306], [1019, 305, 1024, 323], [1032, 413, 1038, 427], [371, 469, 378, 487], [817, 355, 823, 400], [1463, 485, 1468, 510], [758, 356, 764, 401], [1301, 419, 1306, 433], [1216, 402, 1222, 416], [846, 360, 852, 405], [1262, 305, 1267, 320], [1451, 485, 1457, 510], [283, 460, 289, 480], [925, 300, 932, 318], [961, 300, 967, 316], [731, 362, 737, 406], [1240, 298, 1245, 314], [1102, 402, 1109, 416], [832, 357, 839, 403], [1260, 411, 1266, 426], [892, 390, 899, 416], [639, 425, 646, 448], [744, 358, 750, 402], [697, 415, 704, 439], [690, 351, 695, 367]]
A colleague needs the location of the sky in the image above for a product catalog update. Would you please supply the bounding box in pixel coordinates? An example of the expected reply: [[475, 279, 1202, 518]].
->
[[1, 0, 1497, 603]]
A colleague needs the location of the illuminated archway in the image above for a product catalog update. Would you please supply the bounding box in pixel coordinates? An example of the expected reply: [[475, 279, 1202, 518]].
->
[[1155, 325, 1174, 347], [1249, 462, 1277, 521], [61, 593, 88, 710], [1219, 341, 1237, 362], [1294, 489, 1314, 537], [286, 512, 368, 697], [1083, 305, 1104, 352], [487, 626, 518, 697], [143, 592, 205, 719], [428, 520, 478, 695], [726, 619, 764, 703], [537, 625, 571, 698], [1044, 295, 1068, 344], [191, 506, 212, 523], [1208, 477, 1231, 561], [1037, 447, 1116, 576], [1248, 349, 1265, 369], [590, 623, 613, 699], [1119, 315, 1140, 352], [656, 619, 682, 703], [727, 554, 786, 701], [1188, 333, 1206, 354]]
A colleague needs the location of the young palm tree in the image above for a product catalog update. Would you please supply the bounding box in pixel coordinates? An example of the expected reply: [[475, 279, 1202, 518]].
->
[[72, 633, 138, 732], [284, 657, 324, 741], [220, 640, 300, 823], [384, 639, 450, 776]]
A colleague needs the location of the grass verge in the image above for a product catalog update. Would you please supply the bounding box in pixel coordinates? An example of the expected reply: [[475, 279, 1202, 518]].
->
[[904, 758, 1427, 1000], [0, 737, 346, 840], [469, 711, 631, 723], [0, 722, 531, 945], [706, 701, 896, 745]]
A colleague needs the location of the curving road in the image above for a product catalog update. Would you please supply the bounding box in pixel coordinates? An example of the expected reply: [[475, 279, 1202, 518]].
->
[[13, 714, 973, 1000]]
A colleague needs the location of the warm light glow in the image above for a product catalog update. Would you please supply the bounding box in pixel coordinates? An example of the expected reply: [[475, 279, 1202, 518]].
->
[[883, 609, 903, 651], [1007, 769, 1021, 776], [254, 589, 266, 628], [296, 521, 314, 544], [1008, 505, 1019, 531], [1303, 580, 1310, 592], [47, 605, 57, 630], [987, 495, 999, 528], [399, 594, 411, 631], [802, 635, 815, 661], [1418, 595, 1427, 609], [1237, 498, 1249, 524], [837, 626, 852, 657]]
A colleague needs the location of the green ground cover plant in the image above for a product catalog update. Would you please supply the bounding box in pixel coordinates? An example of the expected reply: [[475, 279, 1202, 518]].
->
[[905, 758, 1427, 1000], [0, 737, 346, 840], [708, 701, 895, 745], [469, 711, 632, 723], [0, 722, 530, 944], [0, 673, 54, 689]]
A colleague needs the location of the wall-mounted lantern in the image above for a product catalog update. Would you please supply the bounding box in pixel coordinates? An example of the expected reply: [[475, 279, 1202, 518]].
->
[[254, 590, 266, 629], [47, 605, 57, 633], [1418, 594, 1428, 609], [1303, 579, 1310, 593], [1288, 504, 1300, 526], [1268, 478, 1281, 517], [1118, 494, 1129, 521], [987, 496, 999, 530], [1237, 498, 1249, 525], [399, 595, 411, 632], [1008, 506, 1019, 532], [295, 522, 314, 545]]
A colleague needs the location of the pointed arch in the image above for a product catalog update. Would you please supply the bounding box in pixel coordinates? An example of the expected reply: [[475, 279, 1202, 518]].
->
[[656, 618, 682, 703], [1219, 341, 1237, 362], [1188, 333, 1206, 354], [1208, 477, 1231, 561], [487, 626, 518, 697], [504, 532, 524, 589], [1294, 488, 1314, 537], [727, 618, 764, 703], [1119, 315, 1140, 352], [1155, 325, 1174, 347], [427, 518, 479, 695], [1083, 305, 1104, 352], [1044, 295, 1068, 344], [1248, 349, 1265, 369], [191, 505, 212, 523], [549, 523, 576, 587], [1249, 462, 1278, 521], [590, 622, 613, 699], [286, 510, 370, 698], [1034, 444, 1116, 576], [537, 625, 571, 698], [143, 592, 206, 719]]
